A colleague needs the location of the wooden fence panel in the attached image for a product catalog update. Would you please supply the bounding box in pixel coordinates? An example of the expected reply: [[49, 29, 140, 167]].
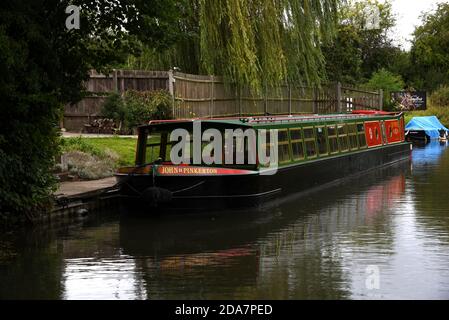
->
[[341, 86, 381, 112]]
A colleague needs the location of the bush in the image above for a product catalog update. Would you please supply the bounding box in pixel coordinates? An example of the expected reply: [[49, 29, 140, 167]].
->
[[64, 151, 118, 180], [124, 90, 173, 129], [365, 69, 405, 110], [430, 86, 449, 107], [60, 138, 120, 180], [100, 93, 127, 131], [100, 90, 173, 132]]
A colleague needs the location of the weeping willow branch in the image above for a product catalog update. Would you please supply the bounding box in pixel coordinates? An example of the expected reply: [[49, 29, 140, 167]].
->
[[200, 0, 338, 91]]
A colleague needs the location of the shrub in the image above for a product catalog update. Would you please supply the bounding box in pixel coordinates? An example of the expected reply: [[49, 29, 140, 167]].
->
[[100, 93, 127, 130], [365, 69, 405, 110], [100, 90, 173, 132], [124, 90, 173, 128], [430, 86, 449, 107], [64, 150, 118, 180], [61, 139, 121, 180], [147, 90, 173, 120]]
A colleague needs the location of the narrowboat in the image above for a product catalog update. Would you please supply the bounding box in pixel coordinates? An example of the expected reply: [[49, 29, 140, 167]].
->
[[115, 110, 411, 212]]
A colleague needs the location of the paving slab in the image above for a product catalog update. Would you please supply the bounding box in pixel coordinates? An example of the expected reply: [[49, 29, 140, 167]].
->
[[56, 177, 117, 197]]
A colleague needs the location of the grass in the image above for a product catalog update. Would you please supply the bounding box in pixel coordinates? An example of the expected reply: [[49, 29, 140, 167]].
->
[[62, 137, 138, 167], [404, 105, 449, 127]]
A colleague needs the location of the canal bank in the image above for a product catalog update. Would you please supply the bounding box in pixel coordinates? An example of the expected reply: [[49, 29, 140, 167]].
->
[[49, 177, 119, 226]]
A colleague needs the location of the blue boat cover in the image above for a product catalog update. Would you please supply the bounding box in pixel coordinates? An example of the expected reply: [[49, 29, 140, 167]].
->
[[405, 116, 449, 139]]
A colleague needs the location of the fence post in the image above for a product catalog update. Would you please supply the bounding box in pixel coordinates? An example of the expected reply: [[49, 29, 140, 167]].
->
[[210, 75, 214, 118], [168, 69, 175, 118], [288, 83, 292, 115], [238, 87, 242, 117], [264, 82, 268, 115], [336, 82, 342, 113], [113, 69, 118, 92], [313, 87, 318, 114], [379, 89, 383, 111], [119, 70, 124, 93]]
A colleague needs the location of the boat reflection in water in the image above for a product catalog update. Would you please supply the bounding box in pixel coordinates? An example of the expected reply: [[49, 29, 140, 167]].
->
[[119, 161, 410, 299], [411, 140, 448, 167]]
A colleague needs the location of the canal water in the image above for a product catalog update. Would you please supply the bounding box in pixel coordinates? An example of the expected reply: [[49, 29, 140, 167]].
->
[[1, 142, 449, 300]]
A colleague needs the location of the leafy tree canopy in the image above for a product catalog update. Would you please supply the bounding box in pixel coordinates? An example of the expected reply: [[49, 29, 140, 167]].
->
[[323, 0, 400, 84], [0, 0, 179, 218], [410, 2, 449, 91], [125, 0, 339, 91], [365, 68, 404, 110]]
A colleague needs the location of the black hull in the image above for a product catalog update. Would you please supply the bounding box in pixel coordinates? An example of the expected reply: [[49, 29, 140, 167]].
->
[[116, 143, 412, 213], [406, 130, 429, 142]]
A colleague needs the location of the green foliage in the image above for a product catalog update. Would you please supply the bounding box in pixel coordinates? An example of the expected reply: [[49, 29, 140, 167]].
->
[[365, 69, 404, 110], [101, 93, 127, 125], [200, 0, 337, 90], [101, 90, 173, 132], [322, 24, 363, 84], [123, 0, 338, 91], [430, 86, 449, 108], [324, 0, 400, 84], [123, 1, 201, 74], [410, 3, 449, 91], [124, 90, 173, 129], [0, 1, 179, 218]]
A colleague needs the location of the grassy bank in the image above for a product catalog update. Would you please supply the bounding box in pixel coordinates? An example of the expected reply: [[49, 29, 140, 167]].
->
[[404, 105, 449, 127], [62, 137, 138, 166], [60, 137, 138, 180]]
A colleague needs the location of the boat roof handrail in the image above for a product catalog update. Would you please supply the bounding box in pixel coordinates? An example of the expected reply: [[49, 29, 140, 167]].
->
[[148, 112, 399, 126], [247, 113, 374, 124]]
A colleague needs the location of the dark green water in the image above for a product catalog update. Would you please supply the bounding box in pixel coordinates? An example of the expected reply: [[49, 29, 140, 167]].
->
[[1, 142, 449, 300]]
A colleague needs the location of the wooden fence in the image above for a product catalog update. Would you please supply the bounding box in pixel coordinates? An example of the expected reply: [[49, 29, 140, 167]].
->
[[171, 72, 383, 118], [63, 69, 383, 132], [63, 70, 170, 131]]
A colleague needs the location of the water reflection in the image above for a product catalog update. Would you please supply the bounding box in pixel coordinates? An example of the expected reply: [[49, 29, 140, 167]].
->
[[1, 143, 449, 299]]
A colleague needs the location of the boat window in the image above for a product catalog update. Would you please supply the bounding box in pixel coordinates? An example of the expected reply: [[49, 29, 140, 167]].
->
[[290, 128, 305, 160], [357, 123, 367, 148], [303, 128, 314, 139], [315, 127, 329, 156], [337, 124, 349, 152], [145, 132, 163, 163], [278, 129, 291, 164], [303, 127, 317, 158], [348, 123, 359, 150], [327, 125, 339, 154]]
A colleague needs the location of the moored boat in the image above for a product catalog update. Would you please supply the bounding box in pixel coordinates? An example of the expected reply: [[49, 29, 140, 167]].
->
[[405, 116, 449, 143], [115, 110, 411, 212]]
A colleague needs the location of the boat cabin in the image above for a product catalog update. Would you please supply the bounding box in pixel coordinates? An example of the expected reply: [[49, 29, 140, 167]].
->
[[129, 111, 405, 171]]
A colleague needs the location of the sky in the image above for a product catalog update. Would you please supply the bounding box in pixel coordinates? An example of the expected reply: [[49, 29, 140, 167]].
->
[[390, 0, 448, 50]]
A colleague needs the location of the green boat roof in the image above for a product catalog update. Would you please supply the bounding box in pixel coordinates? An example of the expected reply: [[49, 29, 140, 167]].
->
[[144, 112, 402, 130]]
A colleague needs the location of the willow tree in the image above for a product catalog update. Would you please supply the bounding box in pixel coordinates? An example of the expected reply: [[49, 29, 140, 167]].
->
[[199, 0, 338, 90]]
